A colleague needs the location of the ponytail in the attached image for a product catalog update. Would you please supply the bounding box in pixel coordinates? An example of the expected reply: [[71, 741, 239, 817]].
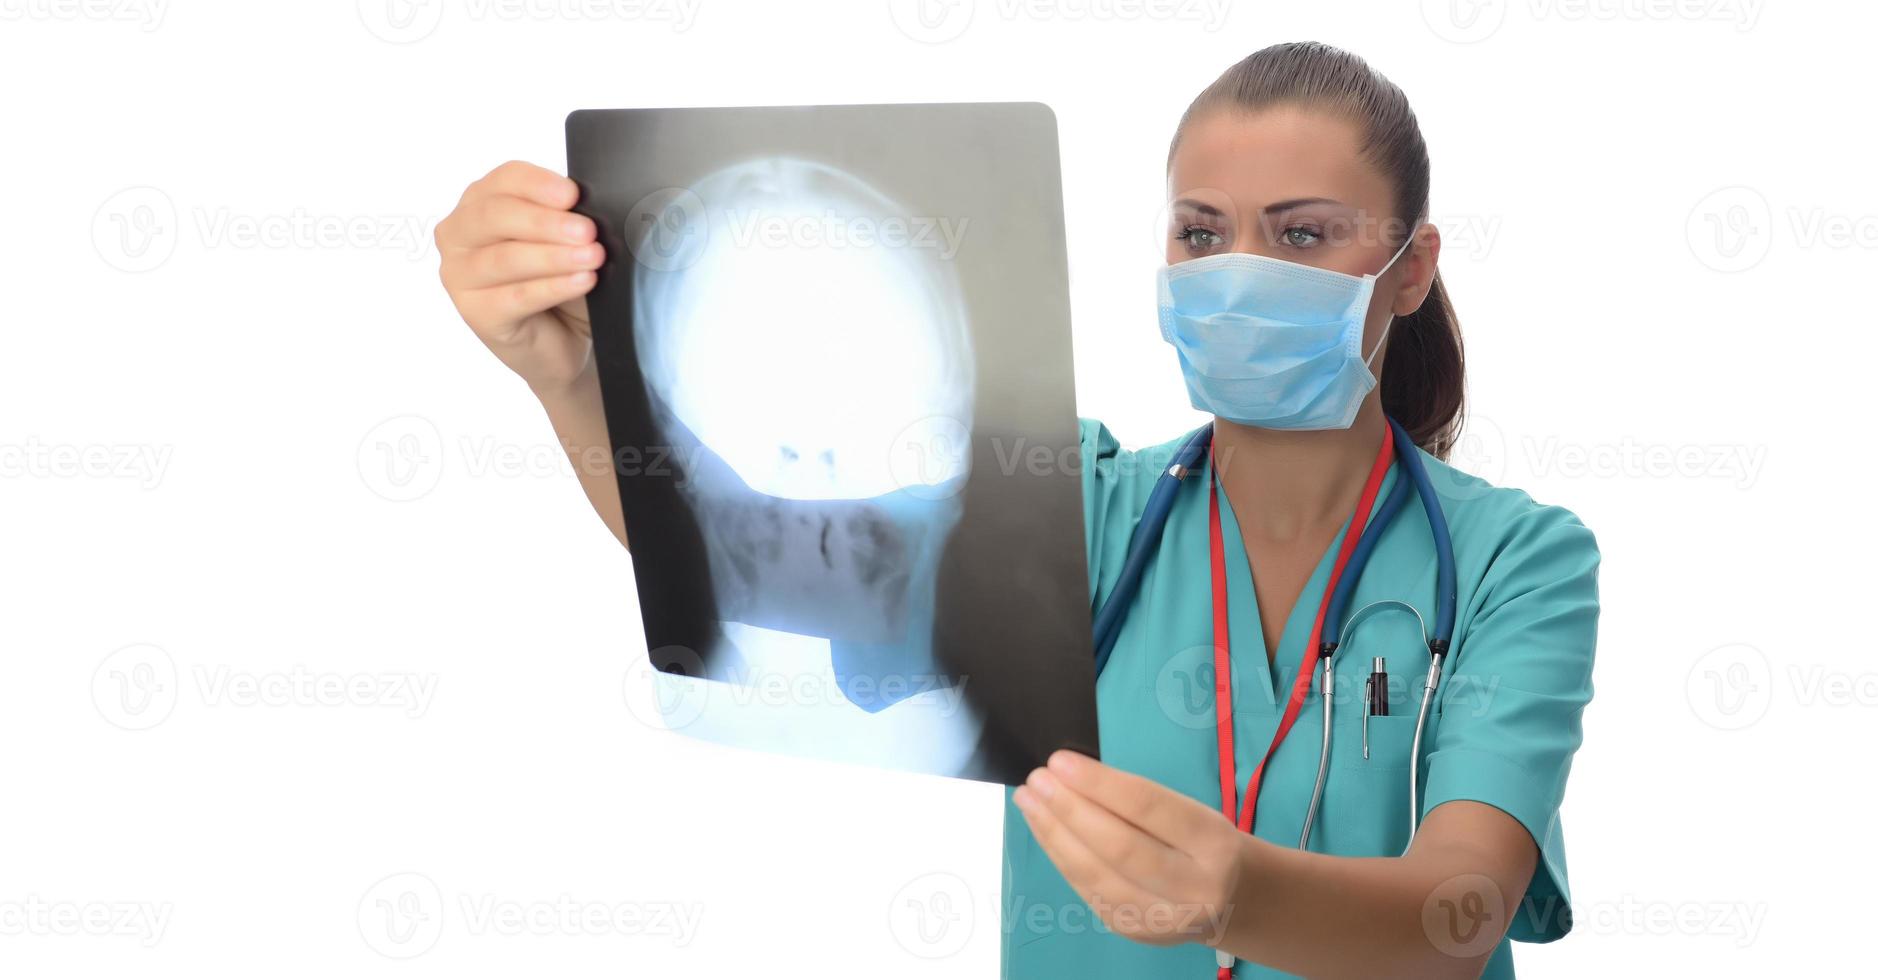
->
[[1380, 271, 1465, 459]]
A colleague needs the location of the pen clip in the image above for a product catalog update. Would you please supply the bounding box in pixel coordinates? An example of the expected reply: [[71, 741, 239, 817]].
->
[[1361, 676, 1373, 759]]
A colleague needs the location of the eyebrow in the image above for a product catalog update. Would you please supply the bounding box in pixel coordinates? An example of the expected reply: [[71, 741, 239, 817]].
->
[[1172, 198, 1229, 218], [1171, 196, 1349, 217], [1261, 196, 1347, 213]]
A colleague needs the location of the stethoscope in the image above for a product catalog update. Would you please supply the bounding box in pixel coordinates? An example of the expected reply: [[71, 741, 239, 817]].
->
[[1090, 415, 1458, 854]]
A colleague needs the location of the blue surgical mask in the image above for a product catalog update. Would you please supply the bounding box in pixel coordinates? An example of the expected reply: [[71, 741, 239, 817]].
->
[[1155, 236, 1414, 430]]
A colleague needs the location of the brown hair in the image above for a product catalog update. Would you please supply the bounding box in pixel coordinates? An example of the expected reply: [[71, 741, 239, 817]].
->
[[1167, 41, 1465, 459]]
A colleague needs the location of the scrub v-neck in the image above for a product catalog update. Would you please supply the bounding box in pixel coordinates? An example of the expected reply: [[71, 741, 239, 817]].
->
[[1207, 465, 1401, 710]]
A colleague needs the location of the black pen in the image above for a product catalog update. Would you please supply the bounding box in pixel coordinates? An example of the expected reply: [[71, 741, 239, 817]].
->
[[1363, 657, 1389, 759]]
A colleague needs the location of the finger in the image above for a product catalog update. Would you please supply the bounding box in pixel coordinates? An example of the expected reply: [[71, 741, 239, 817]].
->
[[1027, 768, 1187, 896], [1046, 751, 1221, 851], [448, 240, 603, 291], [475, 160, 580, 211], [1014, 786, 1168, 938], [445, 194, 594, 249], [456, 271, 596, 334]]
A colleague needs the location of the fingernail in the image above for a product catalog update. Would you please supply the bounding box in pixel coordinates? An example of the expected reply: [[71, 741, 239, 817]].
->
[[564, 217, 589, 239], [1049, 750, 1081, 776], [574, 243, 601, 264], [1027, 767, 1058, 801], [1013, 786, 1036, 812]]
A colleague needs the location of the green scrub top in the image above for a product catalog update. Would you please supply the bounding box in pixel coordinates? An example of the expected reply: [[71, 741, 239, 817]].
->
[[1001, 418, 1601, 979]]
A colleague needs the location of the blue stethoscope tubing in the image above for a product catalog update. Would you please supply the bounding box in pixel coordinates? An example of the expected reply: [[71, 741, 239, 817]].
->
[[1088, 415, 1459, 853], [1089, 422, 1215, 674]]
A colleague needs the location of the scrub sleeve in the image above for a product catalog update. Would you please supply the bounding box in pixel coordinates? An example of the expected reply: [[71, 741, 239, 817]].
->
[[1419, 496, 1601, 942]]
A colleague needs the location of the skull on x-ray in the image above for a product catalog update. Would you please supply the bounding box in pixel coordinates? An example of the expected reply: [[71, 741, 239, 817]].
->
[[629, 156, 980, 769]]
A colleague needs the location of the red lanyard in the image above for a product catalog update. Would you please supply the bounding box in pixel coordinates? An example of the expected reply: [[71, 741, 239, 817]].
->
[[1206, 425, 1395, 838]]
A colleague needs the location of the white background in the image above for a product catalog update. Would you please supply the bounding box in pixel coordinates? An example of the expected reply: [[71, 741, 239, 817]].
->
[[2, 0, 1869, 976]]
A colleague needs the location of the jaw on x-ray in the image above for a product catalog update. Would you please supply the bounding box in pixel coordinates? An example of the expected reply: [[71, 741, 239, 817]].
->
[[632, 157, 984, 774]]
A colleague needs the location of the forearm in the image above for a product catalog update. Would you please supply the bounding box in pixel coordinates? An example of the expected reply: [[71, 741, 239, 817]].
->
[[533, 366, 627, 549], [1217, 832, 1514, 979]]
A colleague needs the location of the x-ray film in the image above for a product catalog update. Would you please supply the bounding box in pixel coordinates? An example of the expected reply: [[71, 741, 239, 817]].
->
[[567, 102, 1097, 785]]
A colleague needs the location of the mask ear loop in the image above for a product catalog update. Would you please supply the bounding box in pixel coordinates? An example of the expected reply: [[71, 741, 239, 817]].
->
[[1360, 232, 1420, 369], [1362, 320, 1396, 372], [1375, 232, 1417, 279]]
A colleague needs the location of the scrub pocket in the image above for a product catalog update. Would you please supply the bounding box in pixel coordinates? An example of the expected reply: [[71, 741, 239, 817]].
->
[[1316, 709, 1424, 857], [1338, 711, 1421, 771]]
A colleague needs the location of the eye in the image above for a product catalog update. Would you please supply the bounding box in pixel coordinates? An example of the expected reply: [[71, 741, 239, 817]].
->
[[1279, 224, 1323, 248], [1175, 224, 1224, 251]]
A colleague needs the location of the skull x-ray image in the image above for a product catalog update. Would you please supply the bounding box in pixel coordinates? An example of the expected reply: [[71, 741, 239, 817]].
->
[[568, 103, 1097, 784]]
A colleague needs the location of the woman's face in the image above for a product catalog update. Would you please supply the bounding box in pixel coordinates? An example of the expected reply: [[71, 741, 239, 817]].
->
[[1165, 105, 1438, 354]]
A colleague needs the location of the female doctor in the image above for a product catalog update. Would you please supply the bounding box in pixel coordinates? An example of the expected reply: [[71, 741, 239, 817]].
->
[[434, 40, 1600, 980]]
